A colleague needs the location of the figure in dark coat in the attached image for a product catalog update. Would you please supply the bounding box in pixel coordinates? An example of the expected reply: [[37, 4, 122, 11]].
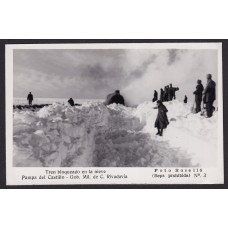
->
[[172, 87, 179, 100], [184, 95, 188, 103], [108, 90, 125, 105], [193, 80, 204, 113], [166, 85, 170, 101], [203, 74, 216, 118], [160, 88, 164, 102], [163, 86, 169, 102], [68, 98, 74, 106], [27, 92, 33, 105], [168, 84, 179, 100], [168, 84, 174, 101], [154, 100, 169, 136], [152, 90, 158, 102]]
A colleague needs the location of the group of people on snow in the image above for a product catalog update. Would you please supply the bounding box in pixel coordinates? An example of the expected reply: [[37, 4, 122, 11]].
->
[[193, 74, 216, 118], [152, 84, 179, 103], [153, 73, 216, 136], [153, 84, 189, 104], [26, 74, 216, 137]]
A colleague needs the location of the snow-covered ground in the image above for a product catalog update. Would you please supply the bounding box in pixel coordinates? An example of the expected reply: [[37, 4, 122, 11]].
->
[[13, 100, 218, 167]]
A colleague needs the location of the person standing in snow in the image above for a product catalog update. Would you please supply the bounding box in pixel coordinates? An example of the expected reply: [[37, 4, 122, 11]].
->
[[203, 74, 216, 118], [152, 90, 158, 102], [27, 92, 33, 105], [154, 100, 169, 136], [166, 85, 170, 101], [168, 84, 174, 101], [163, 86, 169, 102], [184, 95, 188, 103], [160, 88, 164, 102], [193, 79, 204, 113], [109, 90, 125, 105], [172, 86, 179, 100], [68, 98, 74, 106]]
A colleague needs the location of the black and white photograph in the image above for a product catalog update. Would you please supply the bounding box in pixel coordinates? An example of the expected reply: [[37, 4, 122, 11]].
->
[[5, 43, 223, 185]]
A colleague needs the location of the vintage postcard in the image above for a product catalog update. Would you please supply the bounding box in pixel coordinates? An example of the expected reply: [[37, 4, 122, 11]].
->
[[5, 43, 223, 185]]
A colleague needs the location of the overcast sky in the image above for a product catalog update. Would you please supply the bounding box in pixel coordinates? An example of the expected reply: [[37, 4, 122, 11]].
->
[[13, 49, 218, 105]]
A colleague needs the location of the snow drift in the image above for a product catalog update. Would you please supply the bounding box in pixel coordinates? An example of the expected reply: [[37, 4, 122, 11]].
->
[[13, 100, 218, 167]]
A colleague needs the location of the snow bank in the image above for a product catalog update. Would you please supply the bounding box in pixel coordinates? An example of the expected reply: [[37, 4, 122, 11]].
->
[[135, 100, 218, 166], [13, 100, 218, 167]]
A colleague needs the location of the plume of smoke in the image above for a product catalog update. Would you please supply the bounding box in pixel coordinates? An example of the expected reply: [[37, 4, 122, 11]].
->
[[14, 49, 218, 105], [121, 49, 218, 106]]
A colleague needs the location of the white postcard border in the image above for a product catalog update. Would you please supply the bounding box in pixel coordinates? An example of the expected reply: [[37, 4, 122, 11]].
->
[[5, 42, 224, 185]]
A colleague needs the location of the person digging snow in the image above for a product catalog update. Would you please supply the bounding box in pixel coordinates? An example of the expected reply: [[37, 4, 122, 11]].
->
[[154, 100, 169, 136]]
